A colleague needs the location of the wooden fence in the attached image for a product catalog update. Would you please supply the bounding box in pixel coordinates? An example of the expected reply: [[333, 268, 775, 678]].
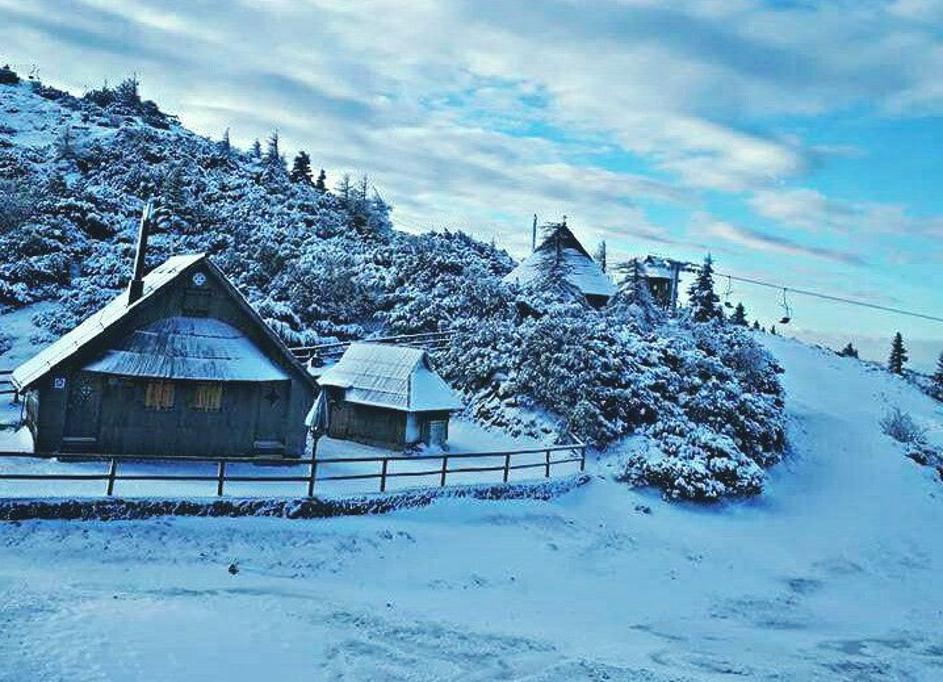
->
[[289, 331, 453, 363], [0, 440, 585, 498]]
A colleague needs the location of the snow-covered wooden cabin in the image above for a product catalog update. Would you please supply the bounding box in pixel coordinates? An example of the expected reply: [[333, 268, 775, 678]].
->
[[11, 210, 316, 458], [624, 255, 684, 311], [503, 221, 615, 308], [316, 343, 462, 449]]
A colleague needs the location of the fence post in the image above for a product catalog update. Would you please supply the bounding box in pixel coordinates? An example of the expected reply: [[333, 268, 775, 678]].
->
[[307, 458, 318, 497], [545, 450, 551, 478], [106, 458, 118, 496], [579, 444, 586, 472], [216, 461, 226, 497], [439, 455, 448, 487], [503, 453, 511, 483], [380, 458, 389, 493]]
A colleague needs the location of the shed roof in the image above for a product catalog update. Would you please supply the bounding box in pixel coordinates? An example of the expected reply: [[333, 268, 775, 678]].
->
[[83, 316, 288, 382], [317, 343, 462, 412], [503, 225, 615, 299]]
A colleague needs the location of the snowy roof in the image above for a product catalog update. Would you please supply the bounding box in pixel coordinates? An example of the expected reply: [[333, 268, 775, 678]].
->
[[503, 226, 615, 299], [12, 254, 313, 391], [317, 343, 462, 412], [82, 316, 288, 382], [12, 255, 204, 390], [630, 256, 676, 280]]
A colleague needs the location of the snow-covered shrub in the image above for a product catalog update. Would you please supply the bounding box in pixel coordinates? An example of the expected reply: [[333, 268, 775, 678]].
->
[[0, 329, 11, 357], [621, 425, 766, 501], [880, 408, 926, 445]]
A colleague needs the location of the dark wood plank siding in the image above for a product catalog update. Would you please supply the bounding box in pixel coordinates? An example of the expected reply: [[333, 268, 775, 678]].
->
[[28, 261, 314, 458]]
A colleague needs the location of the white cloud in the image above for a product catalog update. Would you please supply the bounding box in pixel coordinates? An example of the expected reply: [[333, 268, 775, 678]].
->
[[2, 0, 942, 262]]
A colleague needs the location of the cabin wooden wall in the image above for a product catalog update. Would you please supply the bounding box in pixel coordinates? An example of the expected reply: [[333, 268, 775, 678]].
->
[[30, 261, 313, 457]]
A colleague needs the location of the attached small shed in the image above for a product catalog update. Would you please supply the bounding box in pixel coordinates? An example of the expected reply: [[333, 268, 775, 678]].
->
[[316, 343, 462, 449], [12, 254, 316, 458], [503, 221, 615, 308]]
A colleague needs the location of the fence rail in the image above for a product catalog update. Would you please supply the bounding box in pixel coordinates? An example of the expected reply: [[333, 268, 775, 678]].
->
[[0, 369, 14, 397], [0, 439, 585, 498], [289, 331, 453, 363]]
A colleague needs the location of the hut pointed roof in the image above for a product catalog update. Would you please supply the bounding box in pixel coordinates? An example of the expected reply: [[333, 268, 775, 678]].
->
[[503, 222, 615, 299]]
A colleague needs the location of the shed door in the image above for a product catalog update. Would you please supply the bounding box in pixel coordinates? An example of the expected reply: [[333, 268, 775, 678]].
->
[[63, 373, 102, 447], [254, 381, 289, 448], [329, 401, 354, 439]]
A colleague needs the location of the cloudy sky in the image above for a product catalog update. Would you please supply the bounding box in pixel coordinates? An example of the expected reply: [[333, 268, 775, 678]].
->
[[2, 0, 942, 367]]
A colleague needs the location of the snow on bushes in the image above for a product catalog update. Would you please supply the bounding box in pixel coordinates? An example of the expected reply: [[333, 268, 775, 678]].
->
[[0, 74, 786, 500]]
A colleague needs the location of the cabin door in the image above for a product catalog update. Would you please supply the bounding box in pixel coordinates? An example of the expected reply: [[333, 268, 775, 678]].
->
[[254, 381, 289, 450], [62, 373, 102, 450]]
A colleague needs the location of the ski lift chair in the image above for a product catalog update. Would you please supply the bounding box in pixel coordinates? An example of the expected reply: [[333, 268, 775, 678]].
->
[[779, 288, 792, 324]]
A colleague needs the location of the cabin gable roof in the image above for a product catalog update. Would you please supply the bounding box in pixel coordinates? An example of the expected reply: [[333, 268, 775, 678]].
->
[[12, 254, 314, 391]]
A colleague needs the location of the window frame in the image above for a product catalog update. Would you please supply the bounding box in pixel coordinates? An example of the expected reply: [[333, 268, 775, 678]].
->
[[192, 382, 223, 412], [144, 381, 175, 411]]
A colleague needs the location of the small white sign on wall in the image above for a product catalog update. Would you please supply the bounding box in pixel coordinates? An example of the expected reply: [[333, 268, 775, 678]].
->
[[53, 377, 66, 390]]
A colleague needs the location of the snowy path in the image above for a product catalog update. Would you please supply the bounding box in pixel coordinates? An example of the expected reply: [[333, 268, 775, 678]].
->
[[1, 335, 942, 680]]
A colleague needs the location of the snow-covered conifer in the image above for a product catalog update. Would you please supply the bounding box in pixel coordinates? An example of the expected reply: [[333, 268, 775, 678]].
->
[[594, 240, 607, 273], [838, 342, 858, 358], [933, 352, 943, 399], [289, 151, 313, 185], [687, 255, 720, 323], [888, 332, 908, 374], [731, 302, 748, 326]]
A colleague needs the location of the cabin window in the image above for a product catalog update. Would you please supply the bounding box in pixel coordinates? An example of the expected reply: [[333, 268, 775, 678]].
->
[[192, 383, 223, 412], [144, 381, 175, 410]]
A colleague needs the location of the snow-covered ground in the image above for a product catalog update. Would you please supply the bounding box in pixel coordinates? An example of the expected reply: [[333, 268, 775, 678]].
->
[[0, 334, 942, 680]]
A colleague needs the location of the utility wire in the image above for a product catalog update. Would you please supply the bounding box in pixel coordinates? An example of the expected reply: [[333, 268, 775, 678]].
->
[[709, 269, 943, 324]]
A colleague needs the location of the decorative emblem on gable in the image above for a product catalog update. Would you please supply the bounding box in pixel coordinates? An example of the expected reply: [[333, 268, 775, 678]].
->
[[191, 272, 207, 287]]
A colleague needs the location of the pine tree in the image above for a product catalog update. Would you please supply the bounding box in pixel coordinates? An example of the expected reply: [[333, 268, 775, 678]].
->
[[933, 352, 943, 398], [888, 332, 908, 374], [55, 125, 75, 160], [612, 258, 660, 326], [752, 320, 760, 331], [219, 128, 231, 155], [114, 75, 140, 107], [687, 254, 720, 323], [315, 168, 327, 192], [731, 301, 748, 326], [841, 342, 858, 358], [838, 342, 859, 358], [289, 151, 313, 185], [336, 173, 353, 205], [264, 131, 282, 166], [770, 325, 777, 335], [594, 240, 607, 273], [251, 139, 262, 159]]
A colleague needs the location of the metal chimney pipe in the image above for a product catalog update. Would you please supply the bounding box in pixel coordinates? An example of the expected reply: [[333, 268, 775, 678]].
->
[[128, 200, 153, 305], [531, 213, 537, 252]]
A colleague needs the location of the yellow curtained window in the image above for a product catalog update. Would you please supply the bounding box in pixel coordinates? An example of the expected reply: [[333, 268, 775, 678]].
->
[[145, 381, 175, 410], [192, 383, 223, 411]]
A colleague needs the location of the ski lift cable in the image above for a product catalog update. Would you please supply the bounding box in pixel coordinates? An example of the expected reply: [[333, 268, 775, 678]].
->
[[710, 270, 943, 324]]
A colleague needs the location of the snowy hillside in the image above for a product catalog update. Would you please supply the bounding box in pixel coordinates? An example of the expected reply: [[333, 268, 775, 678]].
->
[[0, 334, 940, 680], [1, 70, 791, 498]]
